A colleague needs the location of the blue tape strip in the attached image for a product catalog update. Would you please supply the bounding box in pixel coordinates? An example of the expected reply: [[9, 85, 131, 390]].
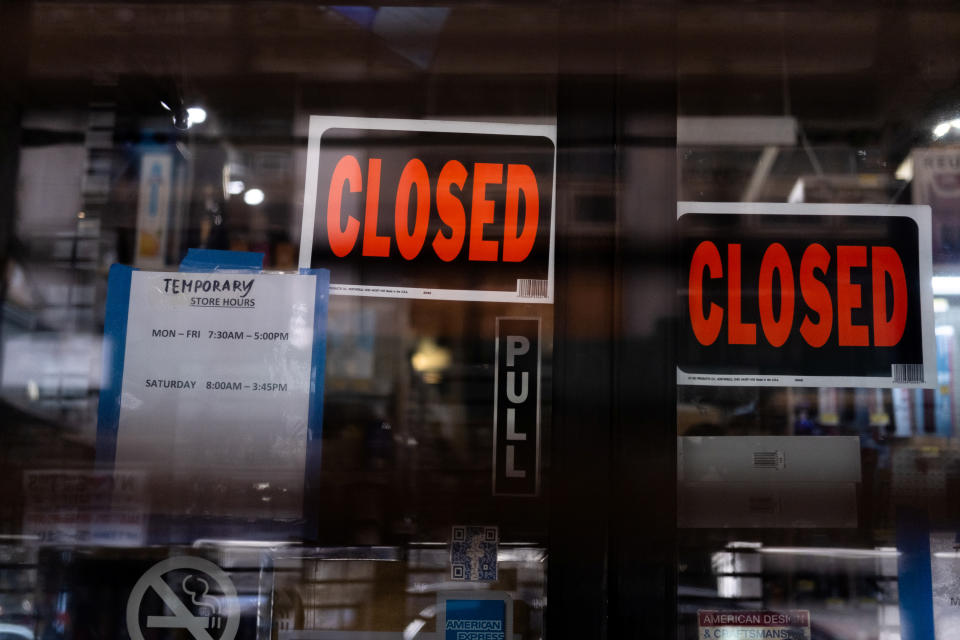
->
[[302, 268, 330, 535], [305, 268, 330, 442], [179, 248, 263, 272], [96, 264, 134, 466], [896, 507, 935, 640]]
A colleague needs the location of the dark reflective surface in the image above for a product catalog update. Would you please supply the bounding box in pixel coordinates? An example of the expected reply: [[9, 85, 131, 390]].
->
[[4, 2, 960, 640]]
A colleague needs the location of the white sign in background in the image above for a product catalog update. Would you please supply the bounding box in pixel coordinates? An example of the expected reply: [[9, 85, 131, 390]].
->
[[931, 533, 960, 640], [135, 153, 173, 268], [114, 271, 318, 519]]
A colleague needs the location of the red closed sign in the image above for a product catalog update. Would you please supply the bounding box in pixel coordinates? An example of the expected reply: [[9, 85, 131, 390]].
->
[[300, 117, 557, 303], [678, 202, 935, 388]]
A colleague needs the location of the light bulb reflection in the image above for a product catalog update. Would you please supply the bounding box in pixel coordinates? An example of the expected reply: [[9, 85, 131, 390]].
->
[[186, 107, 207, 127], [243, 188, 265, 205]]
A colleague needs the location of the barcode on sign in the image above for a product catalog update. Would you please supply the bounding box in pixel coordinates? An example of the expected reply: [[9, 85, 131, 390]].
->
[[753, 451, 784, 469], [517, 279, 549, 299], [892, 364, 924, 384]]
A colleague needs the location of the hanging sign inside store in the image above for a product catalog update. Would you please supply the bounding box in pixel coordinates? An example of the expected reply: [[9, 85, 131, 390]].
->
[[678, 436, 861, 528], [299, 116, 556, 303], [492, 317, 540, 496], [96, 261, 328, 531], [134, 152, 173, 268], [698, 610, 811, 640], [678, 202, 935, 388], [911, 147, 960, 263]]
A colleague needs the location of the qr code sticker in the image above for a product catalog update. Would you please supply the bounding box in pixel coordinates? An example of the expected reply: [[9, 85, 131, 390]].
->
[[450, 525, 498, 581]]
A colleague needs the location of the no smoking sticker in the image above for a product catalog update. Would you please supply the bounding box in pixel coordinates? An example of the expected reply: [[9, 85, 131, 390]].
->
[[127, 557, 239, 640]]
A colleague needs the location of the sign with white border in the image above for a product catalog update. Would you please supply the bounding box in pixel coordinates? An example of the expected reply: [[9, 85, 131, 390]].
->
[[299, 116, 556, 303], [678, 202, 935, 388]]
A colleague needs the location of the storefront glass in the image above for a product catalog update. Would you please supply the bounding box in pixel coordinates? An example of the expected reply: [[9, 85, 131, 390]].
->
[[2, 3, 960, 640]]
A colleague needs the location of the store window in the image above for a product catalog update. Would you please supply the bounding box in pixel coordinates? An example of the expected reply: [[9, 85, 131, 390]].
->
[[1, 5, 560, 640], [3, 3, 960, 640], [675, 6, 960, 640]]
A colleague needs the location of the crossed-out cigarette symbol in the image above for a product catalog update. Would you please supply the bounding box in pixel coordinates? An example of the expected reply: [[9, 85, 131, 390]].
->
[[127, 557, 239, 640]]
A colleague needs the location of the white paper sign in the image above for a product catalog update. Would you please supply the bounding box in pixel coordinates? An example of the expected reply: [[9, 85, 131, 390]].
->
[[109, 270, 322, 519], [931, 533, 960, 639]]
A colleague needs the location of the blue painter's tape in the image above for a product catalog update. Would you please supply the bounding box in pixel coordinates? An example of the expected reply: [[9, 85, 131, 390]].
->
[[179, 248, 263, 272], [302, 268, 330, 535], [896, 507, 935, 640], [96, 264, 134, 466], [305, 268, 330, 442]]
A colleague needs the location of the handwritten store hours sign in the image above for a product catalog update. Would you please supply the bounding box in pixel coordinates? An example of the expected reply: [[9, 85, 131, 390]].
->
[[299, 116, 557, 303], [96, 266, 328, 522], [678, 202, 935, 388]]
